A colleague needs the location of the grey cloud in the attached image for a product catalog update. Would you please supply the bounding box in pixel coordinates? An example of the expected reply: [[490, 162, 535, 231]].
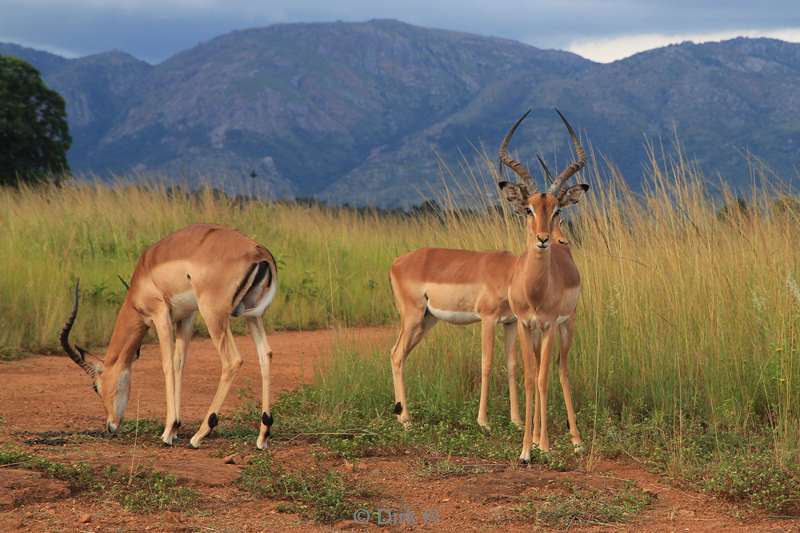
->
[[1, 0, 799, 62]]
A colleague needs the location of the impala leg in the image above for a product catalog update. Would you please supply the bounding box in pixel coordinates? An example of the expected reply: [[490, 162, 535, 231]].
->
[[390, 311, 436, 427], [537, 326, 556, 453], [189, 317, 243, 449], [152, 312, 178, 445], [517, 321, 535, 464], [477, 318, 496, 429], [559, 318, 583, 452], [504, 322, 521, 428], [169, 312, 195, 442], [247, 317, 273, 450], [531, 329, 542, 447]]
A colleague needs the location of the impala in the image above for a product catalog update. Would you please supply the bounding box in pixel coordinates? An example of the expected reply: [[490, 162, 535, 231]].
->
[[496, 109, 588, 460], [387, 129, 569, 431], [60, 224, 278, 449]]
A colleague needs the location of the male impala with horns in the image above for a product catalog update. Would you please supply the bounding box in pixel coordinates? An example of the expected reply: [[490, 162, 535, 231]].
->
[[389, 109, 589, 462], [498, 109, 589, 461], [60, 224, 278, 450]]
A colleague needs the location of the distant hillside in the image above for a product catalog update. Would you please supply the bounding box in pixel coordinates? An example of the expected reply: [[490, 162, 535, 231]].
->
[[2, 22, 799, 206]]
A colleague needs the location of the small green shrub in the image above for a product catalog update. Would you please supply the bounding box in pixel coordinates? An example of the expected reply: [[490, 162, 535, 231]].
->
[[118, 418, 165, 438]]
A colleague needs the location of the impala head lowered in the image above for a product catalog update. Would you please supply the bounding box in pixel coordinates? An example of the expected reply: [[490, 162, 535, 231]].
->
[[60, 281, 143, 432], [496, 109, 588, 250]]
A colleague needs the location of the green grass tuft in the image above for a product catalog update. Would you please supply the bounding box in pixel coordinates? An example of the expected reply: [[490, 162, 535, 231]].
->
[[238, 454, 370, 523], [0, 445, 199, 512], [108, 467, 200, 513], [117, 418, 165, 438], [513, 480, 655, 528], [702, 454, 800, 515], [0, 445, 97, 491]]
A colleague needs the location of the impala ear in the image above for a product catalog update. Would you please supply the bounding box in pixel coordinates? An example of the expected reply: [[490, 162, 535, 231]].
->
[[558, 183, 589, 207], [499, 182, 530, 215]]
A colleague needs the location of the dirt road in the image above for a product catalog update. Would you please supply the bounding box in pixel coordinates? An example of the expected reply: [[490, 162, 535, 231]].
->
[[0, 327, 795, 532]]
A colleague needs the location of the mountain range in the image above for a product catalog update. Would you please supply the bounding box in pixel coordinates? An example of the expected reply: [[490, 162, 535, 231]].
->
[[2, 19, 799, 206]]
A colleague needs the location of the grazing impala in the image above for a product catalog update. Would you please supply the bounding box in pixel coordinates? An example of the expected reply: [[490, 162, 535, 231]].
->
[[388, 123, 571, 431], [496, 109, 588, 460], [60, 224, 278, 449]]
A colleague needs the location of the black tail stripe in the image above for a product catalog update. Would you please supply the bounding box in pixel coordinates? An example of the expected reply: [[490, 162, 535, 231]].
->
[[231, 263, 258, 305], [251, 261, 269, 289]]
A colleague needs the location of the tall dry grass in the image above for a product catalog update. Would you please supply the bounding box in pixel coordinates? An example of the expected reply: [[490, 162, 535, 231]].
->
[[0, 183, 404, 353], [1, 149, 799, 464], [276, 148, 800, 493]]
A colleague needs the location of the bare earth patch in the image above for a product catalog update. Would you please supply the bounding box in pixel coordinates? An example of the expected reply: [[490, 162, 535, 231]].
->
[[0, 327, 795, 532]]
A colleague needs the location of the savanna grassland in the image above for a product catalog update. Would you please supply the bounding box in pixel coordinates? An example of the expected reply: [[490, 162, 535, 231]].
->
[[2, 153, 800, 529]]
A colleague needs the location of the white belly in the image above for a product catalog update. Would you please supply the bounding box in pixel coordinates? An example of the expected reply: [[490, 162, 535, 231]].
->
[[522, 314, 571, 329], [170, 290, 198, 320], [426, 303, 481, 325]]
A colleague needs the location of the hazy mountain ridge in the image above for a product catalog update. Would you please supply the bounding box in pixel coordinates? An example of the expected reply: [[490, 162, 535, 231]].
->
[[2, 23, 799, 206]]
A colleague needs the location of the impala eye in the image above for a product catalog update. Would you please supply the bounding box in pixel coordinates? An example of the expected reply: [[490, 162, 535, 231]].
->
[[525, 207, 534, 216]]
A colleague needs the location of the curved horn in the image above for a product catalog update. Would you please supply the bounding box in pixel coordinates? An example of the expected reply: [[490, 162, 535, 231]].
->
[[536, 153, 554, 185], [60, 280, 96, 377], [548, 108, 586, 195], [497, 109, 536, 191]]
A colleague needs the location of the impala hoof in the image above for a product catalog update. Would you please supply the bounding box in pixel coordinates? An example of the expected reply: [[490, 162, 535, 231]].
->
[[256, 427, 270, 450], [188, 438, 201, 449]]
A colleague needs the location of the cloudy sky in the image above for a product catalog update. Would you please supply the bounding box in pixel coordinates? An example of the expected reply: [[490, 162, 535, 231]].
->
[[2, 0, 800, 63]]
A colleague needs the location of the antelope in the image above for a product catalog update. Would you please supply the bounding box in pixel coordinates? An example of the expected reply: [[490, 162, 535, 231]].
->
[[60, 224, 278, 450], [387, 131, 570, 431], [496, 109, 588, 460]]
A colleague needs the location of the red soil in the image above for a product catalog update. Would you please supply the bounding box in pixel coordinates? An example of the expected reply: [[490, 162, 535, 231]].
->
[[0, 327, 794, 532]]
